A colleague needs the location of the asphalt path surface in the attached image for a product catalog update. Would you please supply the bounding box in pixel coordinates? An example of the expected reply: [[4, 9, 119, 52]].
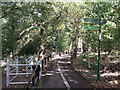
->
[[43, 54, 93, 89]]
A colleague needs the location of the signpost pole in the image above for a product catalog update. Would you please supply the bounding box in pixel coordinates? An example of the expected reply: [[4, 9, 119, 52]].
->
[[84, 10, 107, 81], [97, 8, 102, 80], [97, 24, 101, 81]]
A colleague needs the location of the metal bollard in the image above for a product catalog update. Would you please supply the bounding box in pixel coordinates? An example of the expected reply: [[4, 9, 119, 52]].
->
[[42, 60, 44, 71], [6, 63, 10, 87], [44, 57, 46, 65], [47, 56, 49, 62], [16, 58, 19, 75]]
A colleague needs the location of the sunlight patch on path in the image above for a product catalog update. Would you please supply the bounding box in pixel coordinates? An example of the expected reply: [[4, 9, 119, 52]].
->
[[52, 54, 71, 60], [101, 72, 120, 77]]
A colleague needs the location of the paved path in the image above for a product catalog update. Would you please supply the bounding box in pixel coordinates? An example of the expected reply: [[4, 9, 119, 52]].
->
[[42, 54, 93, 89], [42, 60, 66, 88], [58, 59, 92, 88]]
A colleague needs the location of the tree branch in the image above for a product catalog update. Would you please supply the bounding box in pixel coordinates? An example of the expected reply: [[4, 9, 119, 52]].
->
[[17, 23, 41, 40]]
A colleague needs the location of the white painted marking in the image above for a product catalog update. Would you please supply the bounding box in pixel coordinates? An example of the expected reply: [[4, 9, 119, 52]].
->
[[10, 82, 29, 84], [10, 73, 32, 75], [57, 61, 70, 90]]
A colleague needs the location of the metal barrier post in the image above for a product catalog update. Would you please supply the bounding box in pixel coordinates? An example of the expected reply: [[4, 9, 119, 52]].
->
[[42, 59, 44, 71], [16, 58, 18, 75], [44, 57, 46, 65], [40, 59, 42, 78], [47, 56, 49, 62], [50, 54, 52, 60], [32, 76, 35, 86], [6, 63, 10, 87], [26, 59, 28, 77], [31, 56, 33, 71]]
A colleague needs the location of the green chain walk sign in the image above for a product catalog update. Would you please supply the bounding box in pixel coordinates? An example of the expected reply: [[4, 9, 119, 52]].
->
[[85, 26, 100, 29], [84, 18, 107, 25], [84, 17, 107, 81], [100, 19, 107, 25], [84, 18, 101, 24]]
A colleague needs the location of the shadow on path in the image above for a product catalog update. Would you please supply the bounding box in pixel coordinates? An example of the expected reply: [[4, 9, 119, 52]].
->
[[42, 54, 94, 88], [42, 60, 66, 88]]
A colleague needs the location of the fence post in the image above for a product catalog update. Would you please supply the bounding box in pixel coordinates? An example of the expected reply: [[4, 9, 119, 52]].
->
[[16, 58, 18, 75], [41, 59, 44, 71], [47, 56, 49, 62], [44, 57, 46, 65], [39, 59, 42, 78], [6, 63, 10, 87], [31, 56, 33, 71], [26, 59, 28, 77], [50, 54, 52, 60]]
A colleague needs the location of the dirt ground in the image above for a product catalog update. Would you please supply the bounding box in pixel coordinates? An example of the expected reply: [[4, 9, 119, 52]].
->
[[73, 64, 120, 88]]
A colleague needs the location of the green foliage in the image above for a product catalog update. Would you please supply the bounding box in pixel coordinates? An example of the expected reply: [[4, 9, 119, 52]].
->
[[1, 2, 120, 58], [18, 36, 40, 55], [83, 2, 120, 53]]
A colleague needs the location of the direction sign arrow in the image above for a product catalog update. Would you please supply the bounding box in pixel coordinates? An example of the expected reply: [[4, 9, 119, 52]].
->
[[84, 26, 100, 29], [84, 18, 101, 24], [100, 19, 107, 25]]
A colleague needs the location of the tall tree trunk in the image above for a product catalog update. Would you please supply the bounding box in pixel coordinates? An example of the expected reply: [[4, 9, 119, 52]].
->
[[37, 28, 46, 60], [72, 44, 78, 58], [77, 37, 83, 53], [71, 36, 78, 64]]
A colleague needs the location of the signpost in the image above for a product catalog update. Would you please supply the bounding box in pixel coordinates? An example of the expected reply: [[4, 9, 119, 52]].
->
[[100, 19, 107, 25], [84, 18, 101, 24], [84, 17, 107, 81], [84, 26, 100, 29]]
